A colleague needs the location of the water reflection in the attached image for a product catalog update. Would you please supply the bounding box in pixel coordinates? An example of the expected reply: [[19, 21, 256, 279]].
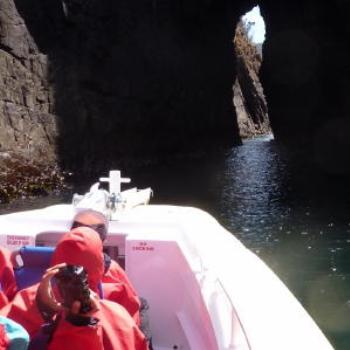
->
[[218, 135, 290, 243], [216, 137, 350, 349]]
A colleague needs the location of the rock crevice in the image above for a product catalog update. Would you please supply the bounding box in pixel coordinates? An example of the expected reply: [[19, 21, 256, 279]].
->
[[234, 21, 270, 138], [0, 0, 349, 185]]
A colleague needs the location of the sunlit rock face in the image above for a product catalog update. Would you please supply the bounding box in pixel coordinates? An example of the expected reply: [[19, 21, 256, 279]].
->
[[260, 1, 350, 174], [0, 0, 58, 163], [234, 21, 270, 138]]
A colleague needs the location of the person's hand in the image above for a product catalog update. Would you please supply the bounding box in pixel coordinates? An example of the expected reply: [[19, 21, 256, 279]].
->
[[68, 289, 100, 317], [36, 263, 67, 313]]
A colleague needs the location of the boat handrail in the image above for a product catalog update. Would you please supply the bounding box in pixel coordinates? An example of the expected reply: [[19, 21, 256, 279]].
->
[[214, 278, 252, 350], [72, 170, 152, 217]]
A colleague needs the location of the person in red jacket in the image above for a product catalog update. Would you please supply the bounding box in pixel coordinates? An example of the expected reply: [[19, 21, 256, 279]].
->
[[71, 211, 141, 322], [0, 247, 17, 301], [40, 264, 147, 350], [0, 227, 148, 350], [71, 210, 138, 294], [71, 210, 152, 347]]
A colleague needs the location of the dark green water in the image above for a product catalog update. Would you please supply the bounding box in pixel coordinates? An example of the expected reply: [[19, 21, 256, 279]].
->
[[1, 136, 349, 348]]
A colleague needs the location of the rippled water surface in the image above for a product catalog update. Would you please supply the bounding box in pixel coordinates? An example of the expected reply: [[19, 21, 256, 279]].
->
[[1, 136, 349, 348], [213, 137, 350, 350]]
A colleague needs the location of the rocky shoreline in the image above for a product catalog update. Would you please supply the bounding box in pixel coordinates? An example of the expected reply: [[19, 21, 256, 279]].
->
[[0, 152, 68, 203]]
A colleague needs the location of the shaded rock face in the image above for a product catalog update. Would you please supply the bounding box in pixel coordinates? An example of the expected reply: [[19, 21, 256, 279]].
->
[[1, 0, 253, 172], [233, 21, 270, 138], [1, 0, 350, 176], [259, 1, 350, 174]]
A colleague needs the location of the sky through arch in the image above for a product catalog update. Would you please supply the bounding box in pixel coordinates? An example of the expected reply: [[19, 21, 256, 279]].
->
[[242, 6, 266, 44]]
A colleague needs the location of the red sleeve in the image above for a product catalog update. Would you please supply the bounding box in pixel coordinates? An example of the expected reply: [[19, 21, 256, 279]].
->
[[99, 300, 149, 350], [0, 284, 43, 338], [0, 247, 17, 300], [0, 293, 8, 310], [102, 260, 138, 296], [48, 319, 103, 350], [0, 324, 9, 350], [50, 300, 148, 350], [102, 259, 141, 325], [102, 282, 141, 326]]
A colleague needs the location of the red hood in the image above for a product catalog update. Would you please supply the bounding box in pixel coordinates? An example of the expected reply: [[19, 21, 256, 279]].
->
[[51, 227, 104, 291]]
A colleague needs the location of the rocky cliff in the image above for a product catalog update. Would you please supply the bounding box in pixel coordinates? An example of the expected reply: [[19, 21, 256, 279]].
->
[[0, 0, 57, 162], [4, 0, 244, 173], [233, 21, 270, 138], [0, 1, 57, 163], [0, 0, 64, 201], [259, 0, 350, 174], [0, 0, 350, 198]]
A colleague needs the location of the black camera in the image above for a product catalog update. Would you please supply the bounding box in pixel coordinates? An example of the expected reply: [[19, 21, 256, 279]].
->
[[54, 265, 92, 314]]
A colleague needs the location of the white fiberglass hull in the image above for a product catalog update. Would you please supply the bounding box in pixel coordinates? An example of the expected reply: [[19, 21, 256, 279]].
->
[[0, 204, 334, 350]]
